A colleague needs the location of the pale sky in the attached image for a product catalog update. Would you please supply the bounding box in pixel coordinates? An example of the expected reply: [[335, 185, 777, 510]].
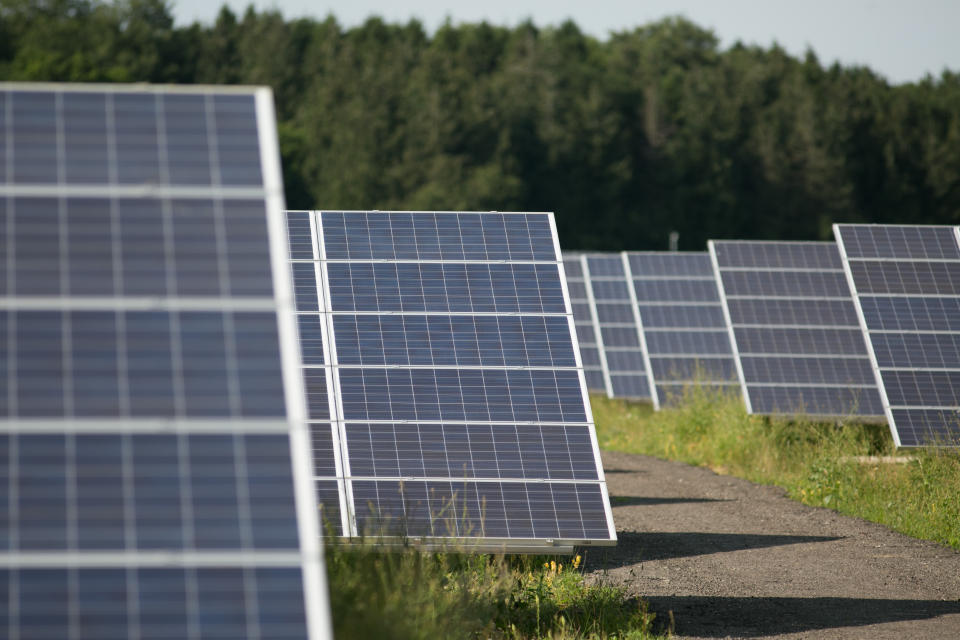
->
[[170, 0, 960, 84]]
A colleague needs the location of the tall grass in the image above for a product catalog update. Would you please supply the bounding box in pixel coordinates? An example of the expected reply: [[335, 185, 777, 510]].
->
[[592, 387, 960, 550], [325, 542, 663, 639]]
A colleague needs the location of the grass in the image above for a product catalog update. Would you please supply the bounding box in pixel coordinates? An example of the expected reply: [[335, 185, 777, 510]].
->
[[325, 542, 664, 639], [592, 385, 960, 550]]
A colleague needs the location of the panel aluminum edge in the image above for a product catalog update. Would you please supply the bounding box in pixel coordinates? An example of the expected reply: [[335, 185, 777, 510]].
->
[[256, 92, 331, 640], [708, 241, 751, 414]]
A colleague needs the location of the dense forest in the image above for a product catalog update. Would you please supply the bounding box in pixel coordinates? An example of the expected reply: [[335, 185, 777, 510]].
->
[[2, 0, 959, 249]]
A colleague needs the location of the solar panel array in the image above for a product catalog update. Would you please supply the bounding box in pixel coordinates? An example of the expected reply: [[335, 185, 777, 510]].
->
[[563, 254, 609, 393], [625, 252, 739, 404], [291, 211, 616, 550], [710, 241, 884, 418], [583, 254, 656, 403], [835, 224, 960, 446], [0, 83, 329, 638]]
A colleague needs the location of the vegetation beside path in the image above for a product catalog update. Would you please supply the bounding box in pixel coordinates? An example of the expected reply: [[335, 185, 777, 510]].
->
[[592, 389, 960, 550], [325, 544, 663, 639]]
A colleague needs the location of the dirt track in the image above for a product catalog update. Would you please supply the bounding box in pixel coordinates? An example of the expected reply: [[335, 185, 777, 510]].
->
[[584, 450, 960, 639]]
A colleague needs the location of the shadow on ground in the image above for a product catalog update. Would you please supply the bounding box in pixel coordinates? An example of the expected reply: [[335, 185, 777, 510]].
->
[[644, 595, 960, 637], [609, 496, 731, 507], [585, 531, 843, 568]]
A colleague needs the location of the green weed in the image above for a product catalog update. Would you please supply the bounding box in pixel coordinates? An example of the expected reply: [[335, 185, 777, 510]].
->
[[325, 542, 664, 639]]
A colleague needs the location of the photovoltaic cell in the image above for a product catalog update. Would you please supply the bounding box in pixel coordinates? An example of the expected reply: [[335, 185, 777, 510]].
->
[[836, 223, 960, 446], [711, 240, 883, 419], [290, 211, 615, 550], [585, 254, 652, 402], [624, 252, 739, 405], [0, 84, 329, 639], [562, 254, 607, 392]]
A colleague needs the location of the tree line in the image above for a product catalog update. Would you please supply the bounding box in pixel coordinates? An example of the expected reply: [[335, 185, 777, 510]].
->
[[2, 0, 959, 250]]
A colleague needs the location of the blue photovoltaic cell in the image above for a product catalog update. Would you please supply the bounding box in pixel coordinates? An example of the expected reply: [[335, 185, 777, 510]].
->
[[298, 315, 326, 365], [848, 261, 960, 295], [839, 224, 960, 260], [333, 314, 576, 367], [337, 368, 586, 423], [651, 357, 738, 382], [352, 480, 609, 540], [326, 262, 566, 313], [0, 85, 323, 639], [291, 212, 614, 546], [625, 253, 738, 404], [287, 210, 316, 259], [860, 297, 960, 332], [712, 240, 883, 419], [585, 253, 651, 400], [345, 423, 598, 480], [564, 255, 606, 392], [6, 197, 273, 298], [727, 298, 858, 327], [748, 385, 885, 417], [0, 567, 307, 640], [719, 270, 852, 298], [837, 224, 960, 446], [1, 310, 286, 419], [321, 211, 557, 261]]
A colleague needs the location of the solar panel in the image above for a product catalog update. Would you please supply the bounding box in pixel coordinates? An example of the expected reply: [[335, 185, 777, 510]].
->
[[290, 211, 616, 551], [0, 83, 330, 638], [562, 254, 610, 394], [710, 240, 884, 419], [581, 253, 655, 403], [835, 224, 960, 446], [624, 252, 739, 404]]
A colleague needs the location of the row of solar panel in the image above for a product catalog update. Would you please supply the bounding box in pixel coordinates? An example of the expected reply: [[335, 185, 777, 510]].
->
[[6, 79, 960, 640], [286, 210, 615, 547], [836, 224, 960, 447], [563, 229, 960, 449], [1, 84, 331, 639]]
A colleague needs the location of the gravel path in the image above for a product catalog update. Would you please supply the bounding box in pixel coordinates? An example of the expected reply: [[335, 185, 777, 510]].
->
[[584, 450, 960, 639]]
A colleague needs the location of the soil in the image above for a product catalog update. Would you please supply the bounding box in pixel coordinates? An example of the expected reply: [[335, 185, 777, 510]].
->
[[584, 450, 960, 639]]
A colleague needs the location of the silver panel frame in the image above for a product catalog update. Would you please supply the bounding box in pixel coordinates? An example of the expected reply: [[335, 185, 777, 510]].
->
[[294, 210, 616, 551]]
